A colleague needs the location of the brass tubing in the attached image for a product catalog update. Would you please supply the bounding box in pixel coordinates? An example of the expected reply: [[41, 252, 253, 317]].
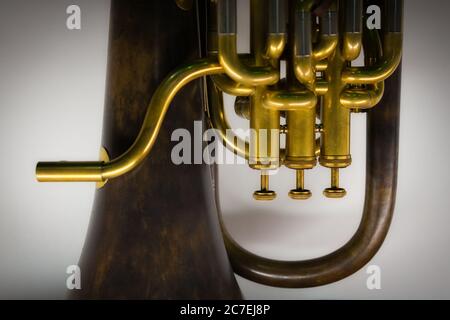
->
[[340, 82, 384, 109], [273, 87, 317, 170], [342, 33, 403, 84], [293, 6, 314, 88], [285, 105, 317, 170], [315, 60, 328, 71], [315, 80, 329, 95], [36, 162, 104, 182], [342, 0, 363, 61], [313, 35, 338, 62], [218, 35, 279, 86], [37, 58, 224, 182], [248, 0, 280, 171], [220, 64, 402, 288], [211, 74, 255, 96], [313, 4, 338, 61], [217, 0, 279, 86], [265, 34, 287, 62], [265, 0, 287, 61], [262, 89, 317, 111], [207, 78, 250, 160], [319, 47, 351, 169], [249, 88, 280, 170]]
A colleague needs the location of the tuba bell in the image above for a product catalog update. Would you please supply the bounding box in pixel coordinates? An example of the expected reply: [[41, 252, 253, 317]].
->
[[36, 0, 403, 298]]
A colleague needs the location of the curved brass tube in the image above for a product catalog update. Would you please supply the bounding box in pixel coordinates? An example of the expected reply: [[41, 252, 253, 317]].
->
[[293, 1, 317, 89], [315, 80, 328, 95], [262, 89, 317, 111], [207, 78, 249, 160], [219, 65, 402, 288], [294, 56, 315, 88], [342, 33, 403, 84], [342, 0, 363, 61], [342, 33, 362, 61], [211, 74, 255, 96], [218, 35, 279, 86], [340, 82, 384, 109], [315, 60, 328, 71], [36, 58, 224, 182], [313, 35, 338, 62], [265, 33, 287, 61]]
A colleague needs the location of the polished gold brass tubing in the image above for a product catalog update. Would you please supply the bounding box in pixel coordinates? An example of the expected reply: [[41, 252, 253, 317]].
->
[[293, 8, 315, 89], [36, 162, 104, 182], [342, 0, 363, 61], [340, 82, 384, 110], [211, 74, 255, 96], [342, 33, 362, 61], [314, 2, 337, 62], [261, 88, 317, 170], [313, 35, 338, 62], [315, 80, 328, 95], [262, 89, 317, 111], [315, 60, 328, 71], [285, 106, 316, 170], [249, 88, 280, 170], [207, 78, 249, 160], [265, 0, 287, 61], [218, 35, 279, 87], [294, 56, 315, 89], [342, 33, 403, 84], [265, 33, 287, 61], [319, 49, 352, 169], [37, 59, 224, 183]]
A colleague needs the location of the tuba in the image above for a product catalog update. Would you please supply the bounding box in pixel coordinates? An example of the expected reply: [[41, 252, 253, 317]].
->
[[36, 0, 403, 298]]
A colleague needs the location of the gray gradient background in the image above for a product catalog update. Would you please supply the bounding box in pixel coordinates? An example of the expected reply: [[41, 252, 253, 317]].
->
[[0, 0, 448, 299]]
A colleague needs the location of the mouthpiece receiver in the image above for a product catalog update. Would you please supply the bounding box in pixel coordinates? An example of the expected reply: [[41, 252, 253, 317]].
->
[[36, 161, 105, 183]]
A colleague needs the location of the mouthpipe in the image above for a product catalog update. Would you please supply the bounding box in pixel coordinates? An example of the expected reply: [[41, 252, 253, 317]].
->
[[36, 59, 224, 183], [36, 162, 104, 182]]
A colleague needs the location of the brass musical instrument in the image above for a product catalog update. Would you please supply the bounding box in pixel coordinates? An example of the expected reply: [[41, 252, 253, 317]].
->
[[36, 0, 403, 297]]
